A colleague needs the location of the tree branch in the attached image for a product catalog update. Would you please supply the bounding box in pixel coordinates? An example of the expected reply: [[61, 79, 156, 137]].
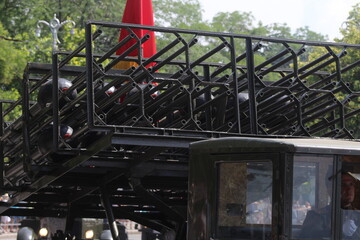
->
[[0, 36, 22, 42]]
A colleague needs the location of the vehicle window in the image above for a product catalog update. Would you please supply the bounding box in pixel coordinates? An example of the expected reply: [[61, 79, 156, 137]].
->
[[216, 161, 272, 239], [292, 161, 317, 225], [340, 155, 360, 240], [291, 155, 333, 239]]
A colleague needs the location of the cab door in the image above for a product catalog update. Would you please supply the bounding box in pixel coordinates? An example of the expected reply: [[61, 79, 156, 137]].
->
[[213, 153, 284, 240], [291, 154, 360, 240]]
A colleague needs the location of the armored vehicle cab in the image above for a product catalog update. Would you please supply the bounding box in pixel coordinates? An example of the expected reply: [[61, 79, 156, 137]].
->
[[189, 137, 360, 240]]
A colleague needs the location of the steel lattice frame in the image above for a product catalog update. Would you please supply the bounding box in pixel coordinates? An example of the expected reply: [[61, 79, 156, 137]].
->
[[0, 21, 360, 235]]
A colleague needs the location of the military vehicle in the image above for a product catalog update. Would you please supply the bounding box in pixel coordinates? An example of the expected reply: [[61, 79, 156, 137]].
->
[[1, 20, 360, 239]]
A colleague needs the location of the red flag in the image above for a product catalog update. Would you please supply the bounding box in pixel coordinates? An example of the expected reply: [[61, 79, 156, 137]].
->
[[115, 0, 157, 69]]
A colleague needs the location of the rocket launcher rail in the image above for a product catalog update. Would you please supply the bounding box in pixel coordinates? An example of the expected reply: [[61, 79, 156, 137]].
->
[[1, 21, 360, 229]]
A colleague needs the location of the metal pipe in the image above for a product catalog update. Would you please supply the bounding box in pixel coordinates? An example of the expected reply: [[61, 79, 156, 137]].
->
[[269, 52, 331, 88], [152, 38, 198, 73], [130, 178, 185, 222], [211, 42, 262, 78], [309, 108, 360, 135], [52, 53, 60, 152], [259, 48, 306, 77], [105, 34, 151, 71], [86, 23, 95, 128], [100, 187, 120, 240], [255, 48, 291, 72], [190, 41, 228, 68], [139, 36, 183, 72], [246, 38, 258, 134], [0, 101, 4, 187], [88, 20, 360, 48], [97, 33, 135, 64], [21, 70, 32, 177]]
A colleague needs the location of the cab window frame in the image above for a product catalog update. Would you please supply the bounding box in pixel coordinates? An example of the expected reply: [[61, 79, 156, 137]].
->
[[213, 152, 280, 239], [289, 154, 354, 240]]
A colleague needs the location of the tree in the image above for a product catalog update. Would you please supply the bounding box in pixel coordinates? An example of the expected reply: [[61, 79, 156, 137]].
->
[[0, 0, 346, 91], [211, 11, 255, 34], [294, 26, 327, 42], [0, 89, 22, 122], [0, 22, 27, 86], [0, 0, 125, 37], [153, 0, 207, 29], [336, 3, 360, 137]]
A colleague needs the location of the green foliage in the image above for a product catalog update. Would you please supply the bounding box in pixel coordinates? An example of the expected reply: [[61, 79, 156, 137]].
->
[[211, 11, 255, 34], [0, 88, 21, 122], [266, 23, 292, 39], [0, 0, 331, 88], [0, 0, 125, 37], [0, 22, 27, 85], [153, 0, 207, 29], [335, 3, 360, 137], [337, 3, 360, 79], [294, 26, 327, 41]]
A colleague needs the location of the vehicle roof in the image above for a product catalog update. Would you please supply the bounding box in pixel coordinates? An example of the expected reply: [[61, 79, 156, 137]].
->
[[190, 137, 360, 155]]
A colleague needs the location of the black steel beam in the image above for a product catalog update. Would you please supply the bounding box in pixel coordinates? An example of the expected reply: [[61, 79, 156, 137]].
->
[[0, 132, 113, 214], [101, 187, 121, 240], [67, 147, 165, 204], [130, 177, 186, 222]]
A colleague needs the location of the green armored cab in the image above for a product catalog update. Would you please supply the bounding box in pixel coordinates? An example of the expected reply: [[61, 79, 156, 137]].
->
[[189, 137, 360, 240]]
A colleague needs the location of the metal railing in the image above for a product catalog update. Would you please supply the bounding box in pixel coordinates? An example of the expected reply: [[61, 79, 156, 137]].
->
[[1, 21, 360, 192]]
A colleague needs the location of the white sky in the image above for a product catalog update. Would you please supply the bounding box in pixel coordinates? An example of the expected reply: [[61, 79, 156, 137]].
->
[[198, 0, 360, 40]]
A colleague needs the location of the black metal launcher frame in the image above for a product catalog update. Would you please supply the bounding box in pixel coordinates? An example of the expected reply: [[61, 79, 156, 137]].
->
[[0, 20, 360, 239]]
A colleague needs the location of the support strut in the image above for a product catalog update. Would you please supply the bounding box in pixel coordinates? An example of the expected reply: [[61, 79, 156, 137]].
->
[[101, 187, 120, 240]]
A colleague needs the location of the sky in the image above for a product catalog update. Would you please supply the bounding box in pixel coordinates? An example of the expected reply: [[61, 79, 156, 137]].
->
[[198, 0, 359, 40]]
